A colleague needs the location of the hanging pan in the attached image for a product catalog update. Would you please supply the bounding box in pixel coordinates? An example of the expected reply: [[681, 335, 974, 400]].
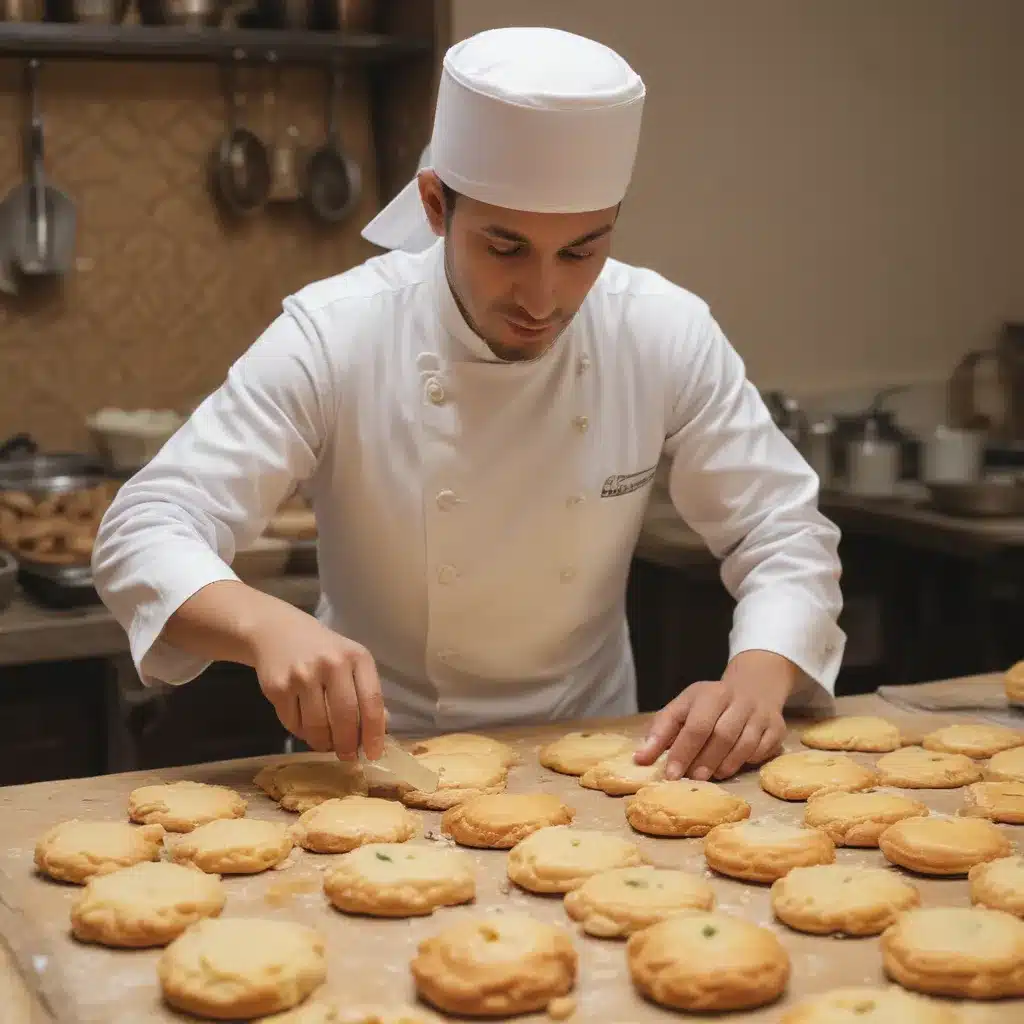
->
[[304, 64, 362, 225]]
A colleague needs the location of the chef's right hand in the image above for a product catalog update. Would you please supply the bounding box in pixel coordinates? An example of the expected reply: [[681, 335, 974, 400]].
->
[[250, 602, 387, 762]]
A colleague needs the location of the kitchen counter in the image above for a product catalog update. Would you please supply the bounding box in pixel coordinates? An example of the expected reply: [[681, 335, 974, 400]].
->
[[0, 679, 1020, 1023]]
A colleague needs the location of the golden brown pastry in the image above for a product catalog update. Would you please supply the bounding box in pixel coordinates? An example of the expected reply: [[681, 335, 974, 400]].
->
[[440, 793, 574, 849], [984, 745, 1024, 783], [922, 723, 1024, 759], [563, 866, 715, 938], [168, 817, 293, 874], [261, 1005, 442, 1024], [289, 796, 420, 853], [539, 731, 633, 775], [127, 780, 247, 833], [969, 856, 1024, 918], [625, 780, 750, 837], [878, 815, 1012, 875], [881, 906, 1024, 998], [399, 752, 508, 810], [803, 789, 929, 847], [961, 780, 1024, 824], [704, 818, 835, 883], [579, 751, 667, 795], [407, 732, 519, 768], [254, 759, 368, 813], [800, 716, 902, 753], [35, 820, 165, 884], [875, 746, 982, 789], [411, 915, 577, 1017], [759, 751, 876, 801], [770, 864, 920, 936], [1005, 660, 1024, 705], [627, 911, 790, 1011], [158, 917, 327, 1018], [780, 987, 960, 1024], [506, 826, 645, 894]]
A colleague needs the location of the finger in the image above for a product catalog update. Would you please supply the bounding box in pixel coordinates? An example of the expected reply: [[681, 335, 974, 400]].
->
[[298, 682, 332, 753], [322, 657, 360, 761], [634, 690, 695, 765], [352, 649, 387, 761], [713, 719, 765, 780], [685, 701, 750, 781], [663, 688, 731, 780], [272, 689, 302, 738], [750, 721, 787, 764]]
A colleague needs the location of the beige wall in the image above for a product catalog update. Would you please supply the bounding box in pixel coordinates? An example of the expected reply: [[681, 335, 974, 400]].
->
[[451, 0, 1023, 397]]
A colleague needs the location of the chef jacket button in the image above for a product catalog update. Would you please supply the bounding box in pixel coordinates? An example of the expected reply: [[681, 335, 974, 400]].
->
[[425, 377, 446, 405], [576, 355, 591, 375], [436, 489, 459, 510], [566, 494, 585, 508], [560, 567, 577, 584], [437, 564, 459, 585], [572, 415, 589, 432]]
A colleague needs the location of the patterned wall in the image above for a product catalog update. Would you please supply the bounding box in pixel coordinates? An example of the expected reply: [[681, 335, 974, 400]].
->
[[0, 57, 384, 448]]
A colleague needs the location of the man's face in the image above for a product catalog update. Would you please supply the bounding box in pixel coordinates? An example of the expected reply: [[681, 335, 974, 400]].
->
[[418, 172, 616, 361]]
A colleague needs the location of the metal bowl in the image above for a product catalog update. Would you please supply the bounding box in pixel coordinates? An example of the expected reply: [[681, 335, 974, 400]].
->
[[927, 479, 1024, 518]]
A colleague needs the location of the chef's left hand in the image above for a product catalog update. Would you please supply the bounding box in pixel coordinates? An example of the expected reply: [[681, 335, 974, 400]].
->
[[633, 650, 800, 781]]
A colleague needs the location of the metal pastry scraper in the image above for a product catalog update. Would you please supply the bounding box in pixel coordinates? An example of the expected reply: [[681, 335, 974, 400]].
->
[[358, 736, 439, 792]]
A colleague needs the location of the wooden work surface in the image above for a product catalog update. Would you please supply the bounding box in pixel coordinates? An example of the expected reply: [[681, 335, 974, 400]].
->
[[0, 686, 1021, 1023]]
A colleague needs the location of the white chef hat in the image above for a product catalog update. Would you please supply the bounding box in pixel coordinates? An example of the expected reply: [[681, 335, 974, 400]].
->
[[361, 26, 646, 252]]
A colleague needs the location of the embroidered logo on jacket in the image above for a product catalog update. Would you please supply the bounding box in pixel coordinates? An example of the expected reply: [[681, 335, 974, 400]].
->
[[600, 465, 657, 498]]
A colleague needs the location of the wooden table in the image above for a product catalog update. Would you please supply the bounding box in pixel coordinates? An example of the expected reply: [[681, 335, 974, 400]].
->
[[0, 682, 1021, 1023]]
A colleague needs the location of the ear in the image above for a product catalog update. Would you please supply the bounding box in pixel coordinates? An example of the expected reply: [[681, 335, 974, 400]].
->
[[417, 170, 447, 237]]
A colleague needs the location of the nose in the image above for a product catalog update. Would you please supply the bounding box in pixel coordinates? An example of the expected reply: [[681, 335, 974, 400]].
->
[[514, 263, 558, 322]]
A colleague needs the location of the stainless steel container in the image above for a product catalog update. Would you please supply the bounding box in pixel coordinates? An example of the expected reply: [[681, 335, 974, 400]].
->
[[806, 416, 837, 491], [927, 479, 1024, 518]]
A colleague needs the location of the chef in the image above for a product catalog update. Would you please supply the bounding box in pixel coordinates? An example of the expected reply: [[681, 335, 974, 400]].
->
[[93, 26, 845, 783]]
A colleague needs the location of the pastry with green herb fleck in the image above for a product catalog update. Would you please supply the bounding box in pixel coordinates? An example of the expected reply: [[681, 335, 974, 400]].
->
[[441, 793, 574, 849], [704, 818, 835, 883], [322, 842, 475, 918], [507, 825, 645, 894], [289, 796, 421, 854], [759, 751, 877, 801], [780, 986, 960, 1023], [625, 779, 750, 837], [627, 911, 789, 1011], [564, 865, 714, 938], [771, 864, 919, 935], [579, 750, 667, 795], [539, 731, 632, 775]]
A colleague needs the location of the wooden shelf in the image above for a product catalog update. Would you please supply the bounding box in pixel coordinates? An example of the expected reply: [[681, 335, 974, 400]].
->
[[0, 23, 431, 66]]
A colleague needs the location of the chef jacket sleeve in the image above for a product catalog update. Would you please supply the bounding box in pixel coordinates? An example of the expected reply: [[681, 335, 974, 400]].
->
[[92, 307, 334, 687], [661, 312, 845, 710]]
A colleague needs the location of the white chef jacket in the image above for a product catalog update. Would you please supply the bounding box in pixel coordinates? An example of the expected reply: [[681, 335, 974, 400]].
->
[[92, 239, 845, 734]]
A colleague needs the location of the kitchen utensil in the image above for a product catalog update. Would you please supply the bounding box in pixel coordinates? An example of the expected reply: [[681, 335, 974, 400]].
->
[[264, 62, 302, 203], [846, 416, 900, 498], [305, 65, 362, 225], [0, 0, 45, 21], [86, 407, 184, 472], [926, 479, 1024, 519], [358, 736, 439, 792], [806, 416, 838, 490], [210, 63, 271, 218], [921, 425, 984, 484], [10, 60, 77, 278], [949, 329, 1024, 443], [137, 0, 222, 25]]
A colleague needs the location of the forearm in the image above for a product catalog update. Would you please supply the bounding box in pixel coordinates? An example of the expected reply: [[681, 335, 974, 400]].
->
[[160, 579, 298, 668], [722, 649, 803, 707]]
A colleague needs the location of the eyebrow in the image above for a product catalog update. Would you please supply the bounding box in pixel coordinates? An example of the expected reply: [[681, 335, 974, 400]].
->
[[483, 224, 614, 248]]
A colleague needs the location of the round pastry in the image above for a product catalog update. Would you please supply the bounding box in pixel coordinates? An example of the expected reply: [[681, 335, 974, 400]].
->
[[539, 731, 633, 776], [881, 906, 1024, 999], [506, 826, 645, 894], [800, 716, 902, 753], [770, 864, 920, 936], [254, 759, 368, 813], [626, 911, 790, 1012], [289, 796, 420, 853], [158, 917, 327, 1019], [961, 780, 1024, 824], [878, 815, 1012, 875], [1006, 660, 1024, 705], [323, 842, 475, 917], [984, 745, 1024, 784], [579, 751, 667, 796], [70, 860, 225, 947], [168, 817, 293, 874], [127, 780, 246, 833], [780, 987, 961, 1024], [759, 752, 876, 801], [399, 752, 508, 811], [35, 820, 165, 884], [441, 793, 574, 849], [803, 790, 929, 847], [262, 1007, 442, 1024], [922, 723, 1024, 759], [411, 915, 577, 1017], [563, 865, 715, 938], [875, 746, 982, 789], [704, 819, 835, 883], [969, 856, 1024, 917], [625, 780, 750, 837], [407, 732, 519, 768]]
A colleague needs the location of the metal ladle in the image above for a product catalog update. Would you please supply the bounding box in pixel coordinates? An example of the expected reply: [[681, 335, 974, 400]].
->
[[304, 64, 362, 225]]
